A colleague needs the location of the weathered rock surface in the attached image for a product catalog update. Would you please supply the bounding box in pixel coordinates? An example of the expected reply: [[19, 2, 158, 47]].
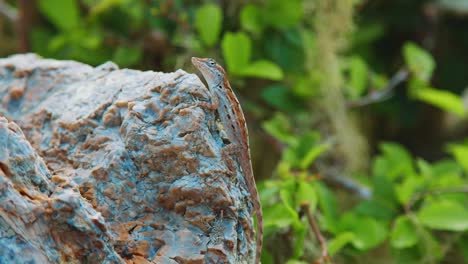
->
[[0, 54, 255, 264]]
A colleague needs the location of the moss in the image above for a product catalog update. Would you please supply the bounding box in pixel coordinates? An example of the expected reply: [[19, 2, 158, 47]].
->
[[314, 0, 369, 172]]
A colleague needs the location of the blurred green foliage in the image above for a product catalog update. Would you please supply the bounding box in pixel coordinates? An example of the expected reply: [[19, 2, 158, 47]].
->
[[2, 0, 468, 263]]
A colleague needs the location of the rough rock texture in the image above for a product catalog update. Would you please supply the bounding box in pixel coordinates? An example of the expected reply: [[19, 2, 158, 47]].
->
[[0, 54, 255, 264]]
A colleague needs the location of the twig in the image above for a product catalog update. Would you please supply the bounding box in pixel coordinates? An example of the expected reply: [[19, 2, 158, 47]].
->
[[300, 204, 332, 264], [0, 0, 17, 22], [347, 69, 409, 108], [17, 0, 35, 52], [322, 170, 372, 199], [316, 162, 372, 199]]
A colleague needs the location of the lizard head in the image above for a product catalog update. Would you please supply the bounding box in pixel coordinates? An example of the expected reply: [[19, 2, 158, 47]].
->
[[191, 57, 226, 88]]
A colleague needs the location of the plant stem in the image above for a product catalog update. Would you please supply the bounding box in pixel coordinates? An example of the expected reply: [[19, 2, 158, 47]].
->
[[301, 204, 332, 264]]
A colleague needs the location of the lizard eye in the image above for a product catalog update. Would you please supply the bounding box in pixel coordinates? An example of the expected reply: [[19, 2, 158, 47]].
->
[[208, 59, 216, 67]]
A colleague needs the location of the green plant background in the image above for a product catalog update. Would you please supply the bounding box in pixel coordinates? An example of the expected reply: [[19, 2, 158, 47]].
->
[[2, 0, 468, 263]]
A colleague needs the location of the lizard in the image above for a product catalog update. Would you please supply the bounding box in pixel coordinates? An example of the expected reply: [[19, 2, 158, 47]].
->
[[191, 57, 263, 264]]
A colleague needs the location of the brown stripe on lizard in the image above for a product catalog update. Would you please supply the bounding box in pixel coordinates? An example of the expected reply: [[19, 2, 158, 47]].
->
[[191, 57, 263, 264]]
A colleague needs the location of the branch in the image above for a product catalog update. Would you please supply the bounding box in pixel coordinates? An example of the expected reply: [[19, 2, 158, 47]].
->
[[17, 0, 35, 52], [0, 0, 17, 22], [316, 163, 372, 199], [347, 69, 409, 108], [301, 204, 332, 264]]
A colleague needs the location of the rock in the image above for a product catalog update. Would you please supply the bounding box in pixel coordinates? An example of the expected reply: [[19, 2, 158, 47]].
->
[[0, 54, 255, 263]]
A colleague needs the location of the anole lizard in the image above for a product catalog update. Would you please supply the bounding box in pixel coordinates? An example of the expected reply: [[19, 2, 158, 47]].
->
[[192, 57, 263, 264]]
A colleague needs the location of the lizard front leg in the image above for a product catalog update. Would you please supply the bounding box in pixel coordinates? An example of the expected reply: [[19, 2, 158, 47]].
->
[[171, 87, 219, 114], [221, 143, 242, 176], [196, 88, 219, 110]]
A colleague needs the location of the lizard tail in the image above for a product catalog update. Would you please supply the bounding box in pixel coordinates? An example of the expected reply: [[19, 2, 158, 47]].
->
[[255, 208, 263, 264]]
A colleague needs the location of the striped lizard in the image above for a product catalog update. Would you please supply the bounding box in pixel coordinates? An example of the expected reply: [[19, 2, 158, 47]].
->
[[191, 57, 263, 264]]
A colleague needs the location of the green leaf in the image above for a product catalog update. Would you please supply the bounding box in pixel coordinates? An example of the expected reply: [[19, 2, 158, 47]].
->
[[30, 28, 54, 57], [277, 160, 294, 179], [352, 23, 385, 48], [432, 159, 463, 178], [348, 56, 368, 99], [221, 31, 284, 80], [112, 46, 143, 67], [262, 113, 296, 145], [259, 180, 281, 204], [221, 32, 251, 74], [411, 86, 465, 117], [316, 183, 339, 233], [292, 76, 320, 98], [427, 161, 465, 202], [286, 259, 309, 264], [299, 143, 329, 170], [79, 33, 101, 50], [328, 232, 355, 256], [418, 200, 468, 231], [403, 42, 435, 81], [195, 3, 223, 47], [348, 216, 388, 250], [261, 85, 302, 112], [371, 73, 388, 90], [261, 249, 274, 264], [262, 0, 303, 29], [38, 0, 80, 31], [280, 179, 297, 213], [48, 34, 67, 52], [376, 143, 415, 180], [286, 260, 309, 264], [241, 60, 284, 80], [395, 176, 426, 205], [296, 182, 317, 211], [279, 180, 303, 229], [416, 158, 433, 178], [371, 173, 399, 211], [264, 28, 306, 73], [390, 216, 419, 249], [292, 223, 307, 258], [355, 200, 397, 221], [264, 203, 297, 228], [447, 144, 468, 173], [89, 0, 122, 17], [407, 77, 426, 91], [240, 4, 263, 34], [284, 132, 325, 169]]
